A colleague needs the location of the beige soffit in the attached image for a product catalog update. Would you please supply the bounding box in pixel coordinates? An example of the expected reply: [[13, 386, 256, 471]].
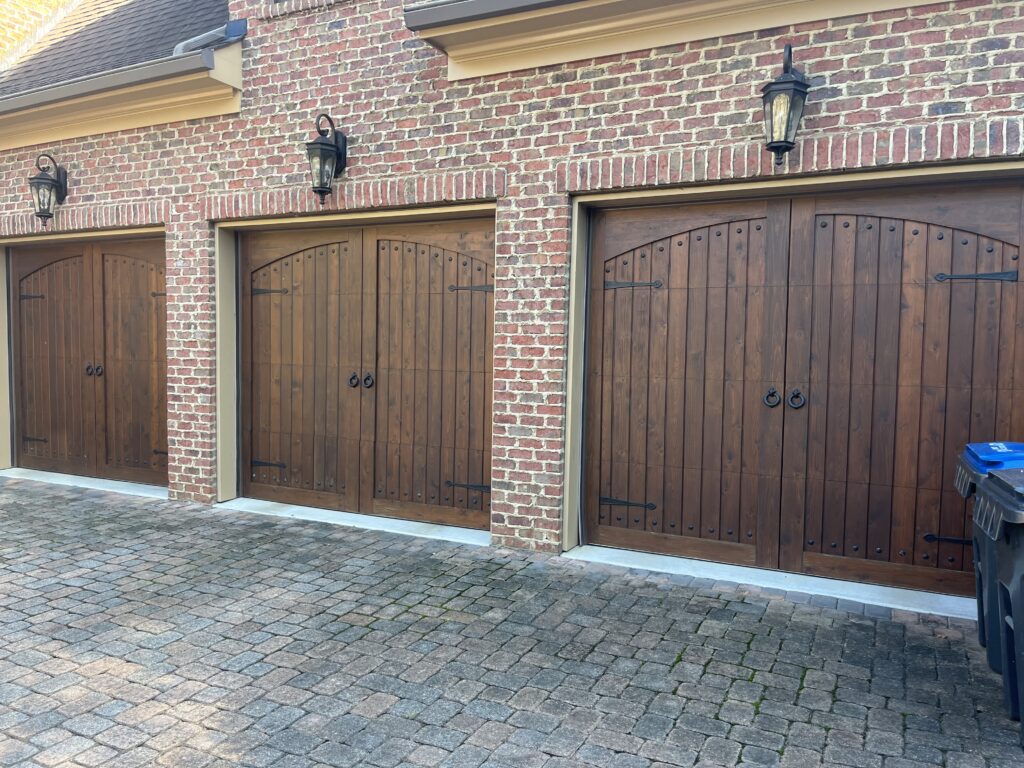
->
[[0, 42, 242, 150], [407, 0, 940, 80]]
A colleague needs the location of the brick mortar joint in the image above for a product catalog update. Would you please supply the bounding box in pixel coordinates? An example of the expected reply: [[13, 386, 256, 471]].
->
[[242, 0, 356, 21]]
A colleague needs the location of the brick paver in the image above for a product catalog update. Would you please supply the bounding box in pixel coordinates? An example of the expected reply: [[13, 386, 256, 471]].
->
[[0, 478, 1021, 768]]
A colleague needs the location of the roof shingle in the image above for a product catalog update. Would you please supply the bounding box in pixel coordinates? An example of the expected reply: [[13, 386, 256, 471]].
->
[[0, 0, 229, 98]]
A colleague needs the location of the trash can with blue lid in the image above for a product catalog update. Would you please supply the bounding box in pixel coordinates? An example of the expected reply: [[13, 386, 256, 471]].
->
[[973, 467, 1024, 729], [957, 442, 1024, 675]]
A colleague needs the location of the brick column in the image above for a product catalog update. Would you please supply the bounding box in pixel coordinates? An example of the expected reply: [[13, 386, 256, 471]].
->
[[490, 180, 572, 552], [165, 209, 218, 502]]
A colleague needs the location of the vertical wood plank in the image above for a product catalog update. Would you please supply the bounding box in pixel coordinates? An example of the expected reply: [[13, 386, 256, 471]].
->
[[916, 223, 952, 567], [866, 219, 902, 562], [845, 216, 880, 559], [645, 239, 670, 533], [683, 230, 707, 537], [780, 201, 815, 570], [701, 224, 728, 541]]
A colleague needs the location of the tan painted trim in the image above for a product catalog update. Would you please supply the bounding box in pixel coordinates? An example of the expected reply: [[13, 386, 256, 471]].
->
[[416, 0, 939, 80], [217, 203, 498, 229], [215, 227, 238, 502], [0, 251, 11, 470], [209, 41, 243, 91], [0, 227, 165, 246], [561, 198, 587, 551], [0, 43, 241, 150], [574, 159, 1024, 206], [560, 159, 1024, 552]]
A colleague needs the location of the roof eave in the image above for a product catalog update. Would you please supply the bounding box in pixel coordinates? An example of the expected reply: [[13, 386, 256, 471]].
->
[[0, 48, 217, 116], [0, 41, 243, 150], [404, 0, 577, 31]]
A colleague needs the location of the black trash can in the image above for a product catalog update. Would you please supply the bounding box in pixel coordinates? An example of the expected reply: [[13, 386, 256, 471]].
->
[[958, 443, 1024, 674], [974, 467, 1024, 731]]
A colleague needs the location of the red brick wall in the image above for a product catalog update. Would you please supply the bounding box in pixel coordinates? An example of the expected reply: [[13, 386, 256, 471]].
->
[[0, 0, 1020, 551]]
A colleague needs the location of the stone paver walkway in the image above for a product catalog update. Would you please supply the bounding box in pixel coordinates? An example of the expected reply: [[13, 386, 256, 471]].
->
[[0, 478, 1021, 768]]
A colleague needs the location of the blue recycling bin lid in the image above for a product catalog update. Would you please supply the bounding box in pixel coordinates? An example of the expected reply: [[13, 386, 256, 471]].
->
[[956, 442, 1024, 499], [965, 442, 1024, 469]]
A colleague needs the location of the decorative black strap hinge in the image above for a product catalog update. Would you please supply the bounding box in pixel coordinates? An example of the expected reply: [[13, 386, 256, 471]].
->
[[153, 449, 169, 456], [151, 291, 167, 298], [252, 459, 286, 469], [252, 288, 290, 296], [934, 270, 1017, 283], [19, 293, 45, 300], [447, 284, 494, 293], [600, 496, 656, 510], [21, 435, 48, 443], [923, 532, 972, 546], [604, 280, 663, 290], [446, 480, 491, 493]]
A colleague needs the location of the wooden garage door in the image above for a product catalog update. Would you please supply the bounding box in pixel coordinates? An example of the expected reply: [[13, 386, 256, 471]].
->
[[586, 200, 791, 569], [780, 186, 1024, 594], [240, 221, 494, 529], [586, 184, 1024, 594], [11, 239, 168, 485]]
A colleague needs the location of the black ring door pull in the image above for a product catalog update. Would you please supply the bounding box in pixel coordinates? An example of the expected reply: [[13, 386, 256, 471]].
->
[[363, 373, 375, 389], [787, 389, 806, 409], [94, 364, 104, 377], [763, 387, 781, 408], [85, 364, 94, 376], [348, 373, 360, 388]]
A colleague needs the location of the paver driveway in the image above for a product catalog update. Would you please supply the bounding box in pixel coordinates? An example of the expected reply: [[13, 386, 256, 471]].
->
[[0, 478, 1021, 768]]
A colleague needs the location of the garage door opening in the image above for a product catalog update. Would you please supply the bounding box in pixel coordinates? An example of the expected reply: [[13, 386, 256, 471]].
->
[[584, 183, 1024, 595], [239, 220, 495, 530], [9, 238, 168, 486]]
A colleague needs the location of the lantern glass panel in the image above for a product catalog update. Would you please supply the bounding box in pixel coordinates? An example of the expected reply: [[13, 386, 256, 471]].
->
[[762, 95, 772, 145], [319, 150, 336, 188], [31, 180, 53, 217], [785, 90, 807, 144], [308, 149, 323, 190], [769, 90, 791, 146]]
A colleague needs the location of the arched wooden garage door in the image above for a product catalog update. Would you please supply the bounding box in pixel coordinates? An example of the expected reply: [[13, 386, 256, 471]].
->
[[240, 221, 494, 529], [586, 199, 791, 569], [586, 184, 1024, 594], [11, 239, 168, 485]]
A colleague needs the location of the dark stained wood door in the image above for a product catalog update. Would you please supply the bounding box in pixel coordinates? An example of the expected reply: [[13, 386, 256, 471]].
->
[[586, 183, 1024, 595], [240, 220, 495, 530], [10, 239, 168, 484], [241, 232, 366, 510], [780, 184, 1024, 594], [585, 200, 791, 568], [369, 225, 494, 530], [95, 243, 168, 484], [12, 244, 95, 475]]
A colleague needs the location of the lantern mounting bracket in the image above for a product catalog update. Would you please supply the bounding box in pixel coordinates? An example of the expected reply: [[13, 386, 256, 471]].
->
[[27, 152, 68, 226], [761, 43, 811, 167], [35, 154, 67, 204], [305, 113, 348, 205], [314, 114, 346, 178]]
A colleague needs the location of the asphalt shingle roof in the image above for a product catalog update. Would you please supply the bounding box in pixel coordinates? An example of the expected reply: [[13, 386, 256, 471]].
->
[[0, 0, 229, 98]]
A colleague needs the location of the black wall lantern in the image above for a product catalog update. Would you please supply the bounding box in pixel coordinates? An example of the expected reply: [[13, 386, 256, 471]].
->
[[761, 44, 810, 166], [305, 113, 347, 204], [28, 153, 68, 225]]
